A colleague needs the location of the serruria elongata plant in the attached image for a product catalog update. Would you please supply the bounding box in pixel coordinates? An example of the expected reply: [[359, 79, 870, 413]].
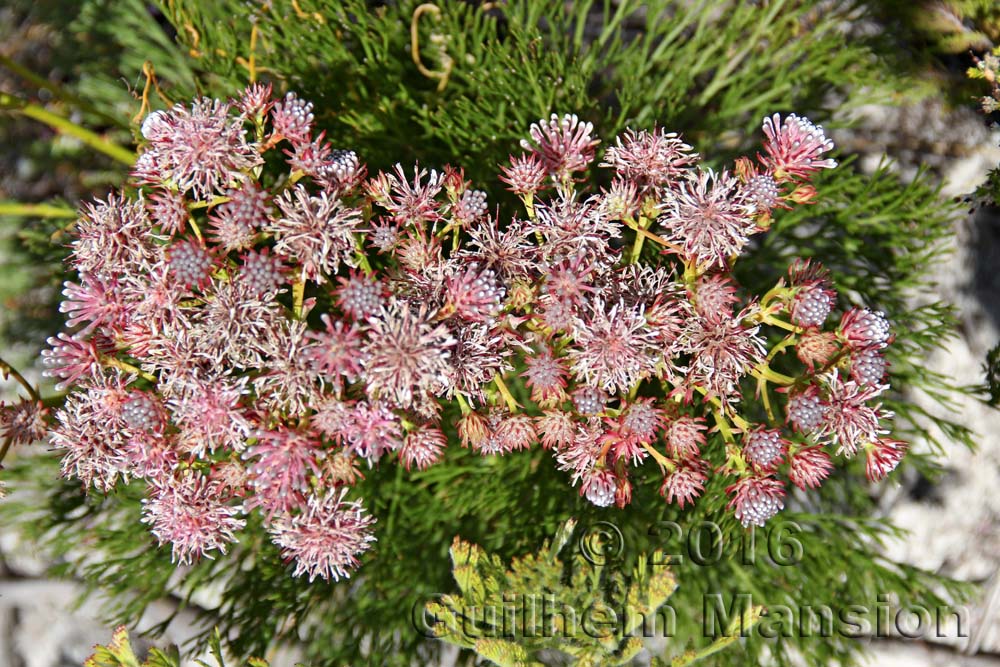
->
[[13, 86, 904, 582]]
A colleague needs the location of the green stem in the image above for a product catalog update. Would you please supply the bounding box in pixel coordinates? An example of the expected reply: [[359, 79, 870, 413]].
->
[[0, 436, 12, 468], [629, 216, 648, 263], [0, 356, 41, 402], [641, 442, 676, 472], [0, 202, 76, 219], [292, 279, 306, 319], [104, 357, 157, 383], [0, 92, 135, 165], [0, 53, 127, 129], [751, 365, 796, 386], [669, 605, 764, 666], [493, 374, 519, 412]]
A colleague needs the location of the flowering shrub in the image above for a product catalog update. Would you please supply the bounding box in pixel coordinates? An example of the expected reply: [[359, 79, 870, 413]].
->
[[36, 84, 905, 583]]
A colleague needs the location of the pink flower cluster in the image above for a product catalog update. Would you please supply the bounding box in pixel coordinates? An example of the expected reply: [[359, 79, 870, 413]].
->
[[42, 85, 904, 581]]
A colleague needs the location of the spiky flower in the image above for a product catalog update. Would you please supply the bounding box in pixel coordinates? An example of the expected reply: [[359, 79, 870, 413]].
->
[[499, 153, 547, 196], [167, 240, 215, 289], [865, 437, 907, 481], [567, 300, 660, 394], [0, 399, 48, 446], [659, 170, 757, 269], [362, 302, 455, 411], [244, 427, 325, 516], [270, 185, 364, 282], [760, 113, 837, 181], [522, 347, 569, 407], [521, 114, 599, 182], [839, 308, 892, 351], [580, 467, 618, 507], [400, 424, 447, 471], [136, 99, 262, 197], [267, 489, 376, 582], [742, 427, 786, 470], [141, 475, 245, 565], [682, 307, 767, 402], [727, 476, 785, 527], [208, 181, 270, 252], [600, 127, 698, 194], [788, 446, 834, 490], [660, 460, 707, 508], [271, 92, 314, 145]]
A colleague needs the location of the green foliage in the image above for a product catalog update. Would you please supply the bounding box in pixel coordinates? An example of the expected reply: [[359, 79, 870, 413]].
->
[[426, 518, 769, 667], [0, 1, 986, 666], [427, 519, 678, 666], [157, 0, 899, 196], [83, 626, 272, 667]]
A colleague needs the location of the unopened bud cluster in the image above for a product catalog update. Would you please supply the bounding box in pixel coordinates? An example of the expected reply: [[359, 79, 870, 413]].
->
[[40, 84, 905, 582]]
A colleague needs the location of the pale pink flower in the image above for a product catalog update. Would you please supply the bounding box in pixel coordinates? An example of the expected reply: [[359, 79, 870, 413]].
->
[[567, 300, 660, 394], [659, 459, 707, 508], [267, 488, 376, 582], [269, 185, 365, 283], [444, 264, 505, 322], [693, 274, 740, 320], [850, 348, 888, 386], [60, 275, 125, 333], [536, 410, 577, 450], [271, 91, 314, 145], [379, 163, 444, 226], [742, 426, 786, 471], [601, 127, 698, 194], [788, 260, 836, 328], [580, 467, 617, 507], [0, 399, 48, 446], [865, 437, 907, 481], [522, 347, 569, 407], [71, 194, 157, 279], [463, 218, 538, 282], [760, 113, 837, 181], [361, 302, 455, 411], [795, 330, 840, 371], [41, 333, 109, 391], [474, 410, 536, 455], [336, 272, 384, 320], [727, 476, 785, 528], [304, 314, 364, 391], [317, 149, 366, 193], [168, 376, 251, 456], [399, 424, 447, 471], [572, 385, 608, 416], [788, 445, 833, 490], [785, 384, 827, 433], [142, 474, 245, 565], [659, 169, 756, 269], [237, 82, 273, 117], [839, 308, 892, 351], [663, 415, 706, 459], [167, 240, 216, 289], [499, 153, 548, 196], [244, 426, 326, 517], [818, 372, 886, 456], [208, 181, 270, 252], [334, 401, 402, 464], [521, 113, 599, 182], [137, 99, 262, 196], [682, 307, 767, 402], [238, 248, 287, 296], [147, 188, 188, 236]]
